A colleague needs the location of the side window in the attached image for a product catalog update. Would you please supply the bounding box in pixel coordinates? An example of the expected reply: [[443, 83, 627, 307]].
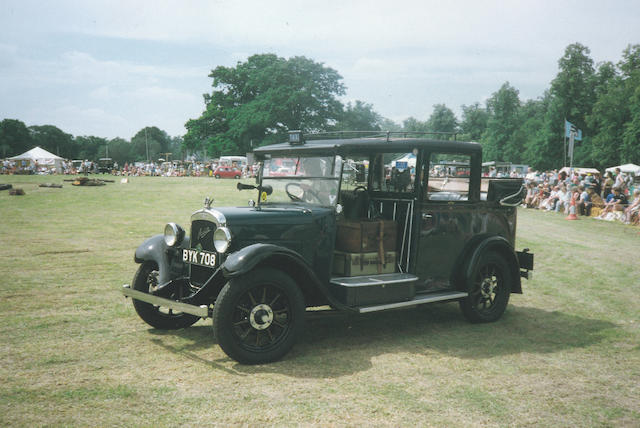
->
[[424, 153, 471, 201], [370, 152, 416, 193]]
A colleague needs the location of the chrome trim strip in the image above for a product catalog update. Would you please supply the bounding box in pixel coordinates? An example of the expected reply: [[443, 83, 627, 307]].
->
[[121, 284, 209, 318], [191, 208, 226, 226], [358, 291, 468, 313]]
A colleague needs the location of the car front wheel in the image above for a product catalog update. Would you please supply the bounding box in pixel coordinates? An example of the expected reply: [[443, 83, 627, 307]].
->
[[459, 251, 511, 323], [131, 262, 200, 330], [212, 267, 305, 364]]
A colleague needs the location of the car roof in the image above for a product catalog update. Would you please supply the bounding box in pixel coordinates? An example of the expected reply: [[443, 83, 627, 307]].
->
[[253, 135, 482, 158]]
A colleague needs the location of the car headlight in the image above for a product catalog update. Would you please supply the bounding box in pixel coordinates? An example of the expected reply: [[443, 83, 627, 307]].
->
[[213, 227, 232, 253], [164, 222, 185, 247]]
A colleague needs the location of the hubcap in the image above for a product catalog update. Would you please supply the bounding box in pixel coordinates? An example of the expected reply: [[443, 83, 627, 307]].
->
[[249, 304, 274, 330]]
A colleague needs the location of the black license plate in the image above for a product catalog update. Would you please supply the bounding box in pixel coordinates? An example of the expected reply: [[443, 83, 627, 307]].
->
[[183, 249, 218, 268]]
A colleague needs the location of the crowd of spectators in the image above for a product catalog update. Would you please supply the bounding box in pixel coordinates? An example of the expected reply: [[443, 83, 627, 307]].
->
[[521, 167, 640, 226], [1, 158, 260, 178]]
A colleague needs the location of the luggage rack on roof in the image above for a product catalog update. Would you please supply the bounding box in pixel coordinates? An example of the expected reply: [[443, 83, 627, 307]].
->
[[301, 130, 459, 142]]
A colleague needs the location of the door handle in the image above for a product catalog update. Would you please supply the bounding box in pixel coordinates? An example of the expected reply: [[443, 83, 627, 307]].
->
[[422, 213, 433, 220]]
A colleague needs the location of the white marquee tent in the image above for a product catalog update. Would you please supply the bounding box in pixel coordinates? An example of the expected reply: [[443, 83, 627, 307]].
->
[[605, 163, 640, 176], [9, 146, 64, 173]]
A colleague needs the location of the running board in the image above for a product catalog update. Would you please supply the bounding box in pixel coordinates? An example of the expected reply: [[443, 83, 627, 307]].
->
[[357, 291, 468, 313], [121, 284, 210, 318]]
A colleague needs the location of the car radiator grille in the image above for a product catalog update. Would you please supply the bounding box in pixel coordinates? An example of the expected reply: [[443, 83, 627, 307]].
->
[[189, 220, 218, 286]]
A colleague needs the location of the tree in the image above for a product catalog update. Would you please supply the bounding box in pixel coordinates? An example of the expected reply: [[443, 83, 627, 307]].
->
[[106, 137, 133, 166], [29, 125, 74, 159], [74, 135, 108, 161], [402, 117, 429, 133], [517, 95, 550, 168], [482, 82, 521, 162], [587, 44, 640, 168], [334, 100, 382, 131], [535, 43, 596, 170], [460, 103, 489, 141], [0, 119, 32, 157], [185, 54, 345, 157], [620, 45, 640, 165], [425, 104, 458, 139], [131, 127, 172, 162]]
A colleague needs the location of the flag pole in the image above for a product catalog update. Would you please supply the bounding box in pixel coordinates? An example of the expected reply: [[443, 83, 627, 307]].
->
[[563, 118, 567, 167]]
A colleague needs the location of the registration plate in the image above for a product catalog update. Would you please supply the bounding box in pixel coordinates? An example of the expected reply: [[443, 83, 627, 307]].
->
[[183, 249, 218, 268]]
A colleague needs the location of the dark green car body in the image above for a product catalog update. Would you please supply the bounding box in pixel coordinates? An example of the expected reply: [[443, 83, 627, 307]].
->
[[124, 132, 534, 364]]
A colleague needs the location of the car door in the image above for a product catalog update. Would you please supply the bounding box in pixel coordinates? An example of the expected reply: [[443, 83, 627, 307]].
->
[[415, 151, 478, 291]]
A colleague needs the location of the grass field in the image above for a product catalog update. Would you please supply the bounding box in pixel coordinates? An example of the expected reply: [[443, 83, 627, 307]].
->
[[1, 175, 638, 427]]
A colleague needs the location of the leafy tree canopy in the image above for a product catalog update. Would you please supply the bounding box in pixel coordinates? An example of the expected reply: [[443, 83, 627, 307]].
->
[[185, 54, 345, 157], [334, 100, 382, 131], [29, 125, 74, 159], [0, 118, 32, 157]]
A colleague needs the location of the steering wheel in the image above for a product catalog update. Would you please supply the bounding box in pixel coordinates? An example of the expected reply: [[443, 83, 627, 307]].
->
[[353, 185, 367, 195], [285, 183, 323, 203]]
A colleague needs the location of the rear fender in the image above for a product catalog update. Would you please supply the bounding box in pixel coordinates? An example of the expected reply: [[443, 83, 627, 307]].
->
[[460, 235, 522, 294], [134, 234, 190, 285]]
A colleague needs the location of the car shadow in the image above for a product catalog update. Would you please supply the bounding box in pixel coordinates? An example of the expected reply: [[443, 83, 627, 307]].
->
[[146, 303, 616, 378]]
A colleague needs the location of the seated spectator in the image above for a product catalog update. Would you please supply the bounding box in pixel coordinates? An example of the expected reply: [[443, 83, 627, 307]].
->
[[597, 187, 628, 218], [577, 185, 593, 216], [540, 185, 560, 211], [523, 183, 536, 208], [624, 189, 640, 224], [555, 185, 570, 214]]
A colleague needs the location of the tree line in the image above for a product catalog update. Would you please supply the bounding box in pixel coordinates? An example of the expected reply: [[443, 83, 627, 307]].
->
[[2, 42, 639, 171], [185, 43, 640, 171], [0, 123, 184, 167]]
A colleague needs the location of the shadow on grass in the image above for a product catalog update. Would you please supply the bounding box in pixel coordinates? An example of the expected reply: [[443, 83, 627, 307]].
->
[[145, 303, 616, 378]]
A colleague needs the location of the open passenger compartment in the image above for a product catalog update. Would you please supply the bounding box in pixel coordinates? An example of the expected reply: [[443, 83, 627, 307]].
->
[[331, 192, 419, 307]]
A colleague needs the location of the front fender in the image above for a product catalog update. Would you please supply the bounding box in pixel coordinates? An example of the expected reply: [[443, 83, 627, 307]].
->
[[134, 234, 190, 285], [222, 243, 355, 312], [222, 243, 310, 279]]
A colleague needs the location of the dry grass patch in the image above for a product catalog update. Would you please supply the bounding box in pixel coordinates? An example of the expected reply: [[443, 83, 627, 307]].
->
[[1, 175, 638, 426]]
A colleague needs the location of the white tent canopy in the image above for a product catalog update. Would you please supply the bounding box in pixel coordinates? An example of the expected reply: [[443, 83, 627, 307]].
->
[[391, 153, 416, 169], [559, 166, 601, 175], [605, 163, 640, 175], [9, 146, 64, 172]]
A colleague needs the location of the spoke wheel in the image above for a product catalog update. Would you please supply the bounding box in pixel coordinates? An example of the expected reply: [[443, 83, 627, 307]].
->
[[131, 262, 200, 330], [213, 268, 305, 364], [459, 252, 511, 323]]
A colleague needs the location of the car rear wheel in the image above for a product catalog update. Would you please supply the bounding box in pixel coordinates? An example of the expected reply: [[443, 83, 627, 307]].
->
[[459, 251, 511, 323], [212, 267, 305, 364], [131, 262, 200, 330], [215, 174, 221, 179]]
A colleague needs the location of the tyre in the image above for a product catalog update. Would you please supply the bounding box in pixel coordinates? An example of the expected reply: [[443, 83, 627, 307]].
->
[[131, 261, 200, 330], [459, 251, 511, 323], [212, 267, 305, 364], [215, 174, 221, 179], [235, 175, 241, 179]]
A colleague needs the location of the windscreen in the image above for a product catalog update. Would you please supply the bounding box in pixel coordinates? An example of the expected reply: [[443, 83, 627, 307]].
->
[[261, 155, 342, 206]]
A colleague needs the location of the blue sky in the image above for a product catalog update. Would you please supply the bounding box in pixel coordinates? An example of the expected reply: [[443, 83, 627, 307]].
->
[[1, 0, 639, 140]]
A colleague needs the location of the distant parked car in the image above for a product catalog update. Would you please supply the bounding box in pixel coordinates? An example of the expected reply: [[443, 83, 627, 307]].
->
[[213, 166, 242, 179]]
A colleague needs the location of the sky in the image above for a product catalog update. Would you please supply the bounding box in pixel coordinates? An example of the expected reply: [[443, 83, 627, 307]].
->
[[1, 0, 639, 140]]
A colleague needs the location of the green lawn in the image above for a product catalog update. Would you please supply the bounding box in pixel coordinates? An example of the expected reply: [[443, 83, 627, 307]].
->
[[1, 175, 638, 426]]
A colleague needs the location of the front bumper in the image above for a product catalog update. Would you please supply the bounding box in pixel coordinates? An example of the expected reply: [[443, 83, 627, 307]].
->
[[121, 284, 211, 318]]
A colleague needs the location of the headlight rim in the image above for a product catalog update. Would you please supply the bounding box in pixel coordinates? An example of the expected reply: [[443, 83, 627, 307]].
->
[[213, 227, 232, 253], [164, 222, 185, 247]]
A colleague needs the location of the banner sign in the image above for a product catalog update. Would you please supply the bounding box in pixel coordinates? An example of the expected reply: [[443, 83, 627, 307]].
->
[[565, 120, 582, 141]]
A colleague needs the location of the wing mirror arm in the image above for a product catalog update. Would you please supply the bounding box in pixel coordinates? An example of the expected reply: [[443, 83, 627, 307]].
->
[[237, 182, 273, 195]]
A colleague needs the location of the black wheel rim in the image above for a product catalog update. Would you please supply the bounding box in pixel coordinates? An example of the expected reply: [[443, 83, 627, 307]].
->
[[231, 284, 292, 352], [471, 263, 502, 315]]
